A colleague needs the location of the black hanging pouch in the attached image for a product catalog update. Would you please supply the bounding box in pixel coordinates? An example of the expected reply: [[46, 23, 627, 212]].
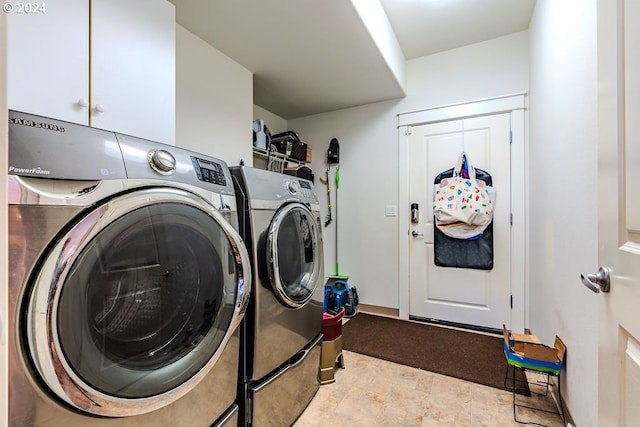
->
[[327, 138, 339, 164], [433, 167, 494, 270]]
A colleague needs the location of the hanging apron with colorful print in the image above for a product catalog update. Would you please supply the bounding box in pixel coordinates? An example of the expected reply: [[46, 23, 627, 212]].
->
[[433, 165, 494, 270]]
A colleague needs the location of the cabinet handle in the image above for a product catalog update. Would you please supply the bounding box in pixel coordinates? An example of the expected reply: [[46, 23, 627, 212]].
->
[[77, 98, 89, 108], [94, 104, 105, 113]]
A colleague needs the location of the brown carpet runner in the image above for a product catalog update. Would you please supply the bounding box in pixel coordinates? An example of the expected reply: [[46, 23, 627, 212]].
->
[[342, 313, 529, 395]]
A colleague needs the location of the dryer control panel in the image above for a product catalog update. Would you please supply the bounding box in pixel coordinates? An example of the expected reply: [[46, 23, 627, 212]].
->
[[232, 166, 319, 206], [297, 179, 315, 199], [283, 179, 317, 202]]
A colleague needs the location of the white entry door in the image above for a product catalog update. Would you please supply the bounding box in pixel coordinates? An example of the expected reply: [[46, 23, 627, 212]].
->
[[597, 0, 640, 425], [408, 113, 511, 330]]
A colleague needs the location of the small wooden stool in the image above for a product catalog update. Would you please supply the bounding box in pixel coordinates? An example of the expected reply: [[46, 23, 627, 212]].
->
[[319, 308, 345, 384]]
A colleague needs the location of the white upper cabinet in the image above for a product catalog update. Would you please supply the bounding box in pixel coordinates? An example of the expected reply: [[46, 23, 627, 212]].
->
[[8, 0, 90, 125], [91, 0, 175, 144], [8, 0, 176, 144]]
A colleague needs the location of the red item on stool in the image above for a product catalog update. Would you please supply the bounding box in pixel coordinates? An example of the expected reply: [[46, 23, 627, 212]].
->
[[322, 308, 344, 341]]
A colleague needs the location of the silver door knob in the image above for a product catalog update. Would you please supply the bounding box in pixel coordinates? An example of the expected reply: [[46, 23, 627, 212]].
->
[[411, 230, 424, 237], [581, 266, 611, 293]]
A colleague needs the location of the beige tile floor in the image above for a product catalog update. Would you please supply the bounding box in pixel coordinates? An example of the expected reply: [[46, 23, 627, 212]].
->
[[295, 350, 565, 427]]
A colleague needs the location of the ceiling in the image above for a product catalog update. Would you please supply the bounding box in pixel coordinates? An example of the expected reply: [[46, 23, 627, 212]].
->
[[169, 0, 536, 120]]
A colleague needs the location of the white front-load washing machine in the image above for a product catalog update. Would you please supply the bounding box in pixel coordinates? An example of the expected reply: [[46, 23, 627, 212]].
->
[[7, 111, 251, 426], [230, 166, 324, 427]]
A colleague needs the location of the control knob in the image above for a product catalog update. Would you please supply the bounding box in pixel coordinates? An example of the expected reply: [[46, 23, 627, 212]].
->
[[147, 149, 176, 175]]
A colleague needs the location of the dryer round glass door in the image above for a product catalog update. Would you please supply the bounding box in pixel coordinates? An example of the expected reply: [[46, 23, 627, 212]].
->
[[266, 203, 322, 308], [25, 187, 250, 417]]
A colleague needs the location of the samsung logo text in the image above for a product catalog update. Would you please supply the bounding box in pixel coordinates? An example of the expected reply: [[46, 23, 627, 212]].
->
[[9, 117, 66, 132]]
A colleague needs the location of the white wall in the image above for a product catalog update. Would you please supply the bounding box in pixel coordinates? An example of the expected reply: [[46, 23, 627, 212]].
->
[[290, 31, 529, 308], [175, 24, 253, 167], [402, 30, 529, 113], [528, 1, 598, 426], [291, 99, 402, 307]]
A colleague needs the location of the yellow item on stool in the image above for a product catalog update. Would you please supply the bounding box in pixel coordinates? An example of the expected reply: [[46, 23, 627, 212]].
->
[[319, 336, 345, 384]]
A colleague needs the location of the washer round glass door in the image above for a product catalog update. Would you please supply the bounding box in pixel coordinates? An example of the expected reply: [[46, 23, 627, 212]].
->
[[266, 203, 322, 308], [26, 187, 250, 417]]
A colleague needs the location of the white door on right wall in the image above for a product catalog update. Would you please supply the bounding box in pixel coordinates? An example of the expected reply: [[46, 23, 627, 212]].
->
[[597, 0, 640, 425]]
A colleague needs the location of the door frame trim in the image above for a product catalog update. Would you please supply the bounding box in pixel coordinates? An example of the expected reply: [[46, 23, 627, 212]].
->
[[397, 93, 528, 332]]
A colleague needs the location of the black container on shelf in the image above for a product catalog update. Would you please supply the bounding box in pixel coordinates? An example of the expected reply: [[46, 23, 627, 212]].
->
[[289, 141, 308, 162], [283, 166, 314, 183]]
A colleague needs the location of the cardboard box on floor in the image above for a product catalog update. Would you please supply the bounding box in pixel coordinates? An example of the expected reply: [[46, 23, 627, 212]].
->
[[503, 325, 566, 363]]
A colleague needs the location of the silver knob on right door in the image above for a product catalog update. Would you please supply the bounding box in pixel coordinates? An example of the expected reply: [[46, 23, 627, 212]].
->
[[581, 266, 611, 293]]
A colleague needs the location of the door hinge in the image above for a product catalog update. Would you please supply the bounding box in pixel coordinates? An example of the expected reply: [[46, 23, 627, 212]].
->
[[405, 126, 412, 136], [509, 130, 513, 144], [510, 295, 513, 308], [510, 213, 513, 225]]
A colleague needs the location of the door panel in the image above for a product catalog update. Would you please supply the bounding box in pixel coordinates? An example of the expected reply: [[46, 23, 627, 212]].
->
[[409, 114, 511, 329], [24, 188, 250, 417], [266, 203, 322, 308], [597, 0, 640, 424]]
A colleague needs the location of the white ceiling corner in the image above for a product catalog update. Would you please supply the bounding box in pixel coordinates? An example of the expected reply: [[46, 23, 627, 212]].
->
[[169, 0, 535, 120]]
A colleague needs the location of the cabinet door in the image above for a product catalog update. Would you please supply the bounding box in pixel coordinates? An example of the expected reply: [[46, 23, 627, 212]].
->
[[7, 0, 89, 124], [91, 0, 176, 144]]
